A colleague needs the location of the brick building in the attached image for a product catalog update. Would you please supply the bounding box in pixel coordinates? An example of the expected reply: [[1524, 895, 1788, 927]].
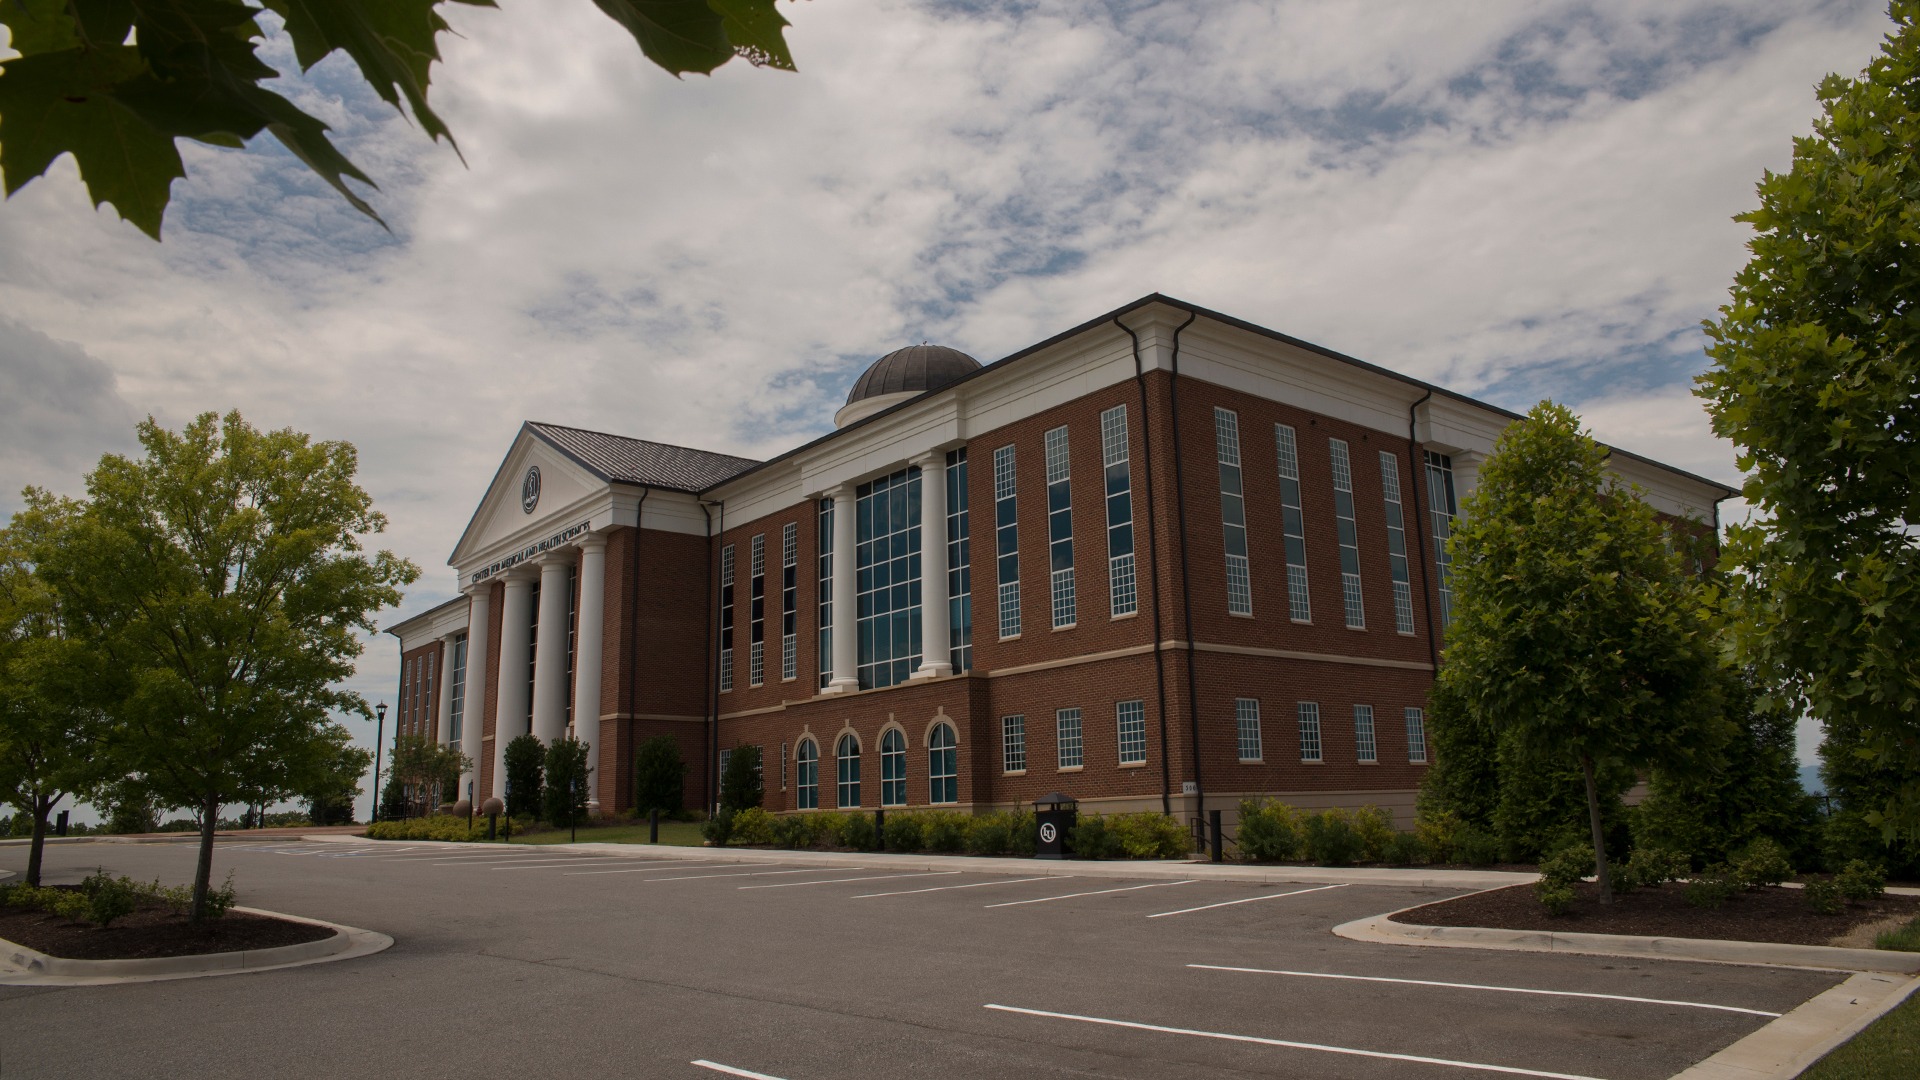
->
[[385, 295, 1732, 826]]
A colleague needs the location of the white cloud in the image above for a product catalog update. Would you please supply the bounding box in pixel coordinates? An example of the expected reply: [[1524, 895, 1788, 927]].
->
[[0, 0, 1890, 810]]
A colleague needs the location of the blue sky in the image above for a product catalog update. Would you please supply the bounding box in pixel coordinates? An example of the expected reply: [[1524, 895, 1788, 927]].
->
[[0, 0, 1890, 818]]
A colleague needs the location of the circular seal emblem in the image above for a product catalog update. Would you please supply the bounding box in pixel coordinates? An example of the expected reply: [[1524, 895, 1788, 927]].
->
[[521, 466, 542, 514], [1039, 822, 1058, 844]]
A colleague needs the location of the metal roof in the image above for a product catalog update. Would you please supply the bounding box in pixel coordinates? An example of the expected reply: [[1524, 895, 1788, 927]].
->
[[846, 344, 982, 404], [526, 422, 760, 493]]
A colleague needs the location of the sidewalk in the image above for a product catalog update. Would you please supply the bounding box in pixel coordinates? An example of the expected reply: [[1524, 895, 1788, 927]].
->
[[0, 825, 365, 848], [301, 832, 1537, 889]]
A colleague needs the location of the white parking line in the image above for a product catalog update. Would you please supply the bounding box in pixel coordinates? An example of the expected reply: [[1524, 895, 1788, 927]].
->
[[982, 1004, 1607, 1080], [692, 1061, 787, 1080], [739, 871, 961, 891], [489, 860, 622, 871], [853, 876, 1059, 899], [561, 861, 721, 876], [1146, 883, 1346, 918], [985, 880, 1195, 908], [644, 868, 838, 882], [1187, 966, 1783, 1017]]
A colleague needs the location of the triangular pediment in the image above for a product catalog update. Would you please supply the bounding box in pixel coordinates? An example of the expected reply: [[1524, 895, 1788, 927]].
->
[[449, 425, 608, 572]]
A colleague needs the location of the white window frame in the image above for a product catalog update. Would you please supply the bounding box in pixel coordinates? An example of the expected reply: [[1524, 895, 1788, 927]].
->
[[1056, 708, 1084, 769], [1298, 701, 1322, 763], [1405, 707, 1428, 764], [1355, 704, 1377, 763], [1002, 714, 1027, 773], [1235, 698, 1262, 763], [1117, 699, 1146, 765]]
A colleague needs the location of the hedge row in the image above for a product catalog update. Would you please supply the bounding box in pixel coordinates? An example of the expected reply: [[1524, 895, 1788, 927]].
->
[[713, 807, 1191, 859], [1237, 800, 1431, 866], [363, 815, 498, 842]]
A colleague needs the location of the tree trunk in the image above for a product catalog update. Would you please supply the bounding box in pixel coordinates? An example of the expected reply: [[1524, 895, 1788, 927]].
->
[[190, 793, 219, 924], [25, 793, 51, 887], [1581, 754, 1613, 906]]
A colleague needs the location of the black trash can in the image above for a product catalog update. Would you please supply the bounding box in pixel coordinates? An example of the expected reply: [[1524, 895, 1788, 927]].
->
[[1034, 793, 1078, 860]]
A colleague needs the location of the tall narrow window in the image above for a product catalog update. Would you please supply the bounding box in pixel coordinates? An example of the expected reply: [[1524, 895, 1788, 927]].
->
[[1379, 451, 1416, 635], [881, 729, 907, 807], [1045, 425, 1076, 628], [448, 634, 467, 745], [1275, 424, 1312, 622], [1056, 708, 1083, 769], [1235, 698, 1262, 762], [1002, 715, 1027, 773], [929, 723, 958, 803], [400, 657, 412, 734], [994, 444, 1022, 638], [718, 545, 734, 692], [856, 467, 922, 689], [781, 522, 798, 680], [796, 739, 819, 809], [1298, 701, 1322, 763], [818, 499, 834, 688], [1100, 405, 1137, 617], [423, 654, 435, 737], [526, 580, 539, 726], [781, 741, 789, 792], [1354, 704, 1377, 763], [1215, 408, 1252, 615], [1426, 451, 1458, 626], [836, 733, 861, 808], [946, 449, 973, 672], [1405, 707, 1428, 764], [564, 563, 577, 725], [1329, 439, 1366, 629], [1116, 700, 1146, 765], [749, 534, 766, 687]]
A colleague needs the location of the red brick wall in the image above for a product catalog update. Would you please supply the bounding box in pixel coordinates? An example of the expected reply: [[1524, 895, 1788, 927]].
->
[[477, 579, 504, 802]]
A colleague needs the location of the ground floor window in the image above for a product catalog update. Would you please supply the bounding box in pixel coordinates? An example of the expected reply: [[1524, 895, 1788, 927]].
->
[[1002, 715, 1026, 773], [881, 728, 907, 806], [1057, 708, 1083, 769], [1235, 698, 1262, 762], [1354, 705, 1377, 763], [1298, 701, 1322, 762], [1116, 700, 1146, 764], [796, 740, 819, 809], [1405, 707, 1427, 764], [929, 723, 958, 803], [837, 733, 861, 807]]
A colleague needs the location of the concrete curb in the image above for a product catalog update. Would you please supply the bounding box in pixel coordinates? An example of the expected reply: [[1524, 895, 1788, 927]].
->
[[312, 833, 1538, 889], [1672, 970, 1920, 1079], [1333, 897, 1920, 974], [0, 907, 392, 986]]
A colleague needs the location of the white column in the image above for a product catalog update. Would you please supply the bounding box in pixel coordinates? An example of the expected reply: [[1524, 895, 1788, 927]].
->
[[913, 452, 952, 678], [434, 633, 458, 746], [531, 552, 574, 745], [572, 534, 608, 813], [458, 585, 489, 802], [493, 571, 536, 799], [825, 482, 860, 694]]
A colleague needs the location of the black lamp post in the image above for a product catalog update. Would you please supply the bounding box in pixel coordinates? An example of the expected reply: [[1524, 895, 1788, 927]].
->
[[371, 701, 387, 824]]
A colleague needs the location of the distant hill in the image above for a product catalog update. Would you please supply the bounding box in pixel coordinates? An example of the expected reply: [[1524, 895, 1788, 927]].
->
[[1798, 763, 1823, 795]]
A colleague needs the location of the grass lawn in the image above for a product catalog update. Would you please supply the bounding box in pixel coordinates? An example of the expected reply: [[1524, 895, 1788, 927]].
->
[[1800, 990, 1920, 1080], [504, 820, 706, 847]]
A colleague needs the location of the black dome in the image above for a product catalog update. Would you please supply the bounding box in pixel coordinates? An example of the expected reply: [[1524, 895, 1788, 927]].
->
[[846, 344, 981, 405]]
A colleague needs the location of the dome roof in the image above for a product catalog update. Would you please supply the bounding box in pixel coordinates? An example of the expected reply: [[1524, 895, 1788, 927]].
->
[[846, 344, 981, 406]]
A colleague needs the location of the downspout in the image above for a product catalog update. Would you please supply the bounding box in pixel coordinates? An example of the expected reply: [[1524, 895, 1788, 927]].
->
[[702, 499, 725, 815], [1115, 316, 1173, 817], [1406, 392, 1440, 669], [1165, 311, 1203, 822], [626, 487, 650, 812]]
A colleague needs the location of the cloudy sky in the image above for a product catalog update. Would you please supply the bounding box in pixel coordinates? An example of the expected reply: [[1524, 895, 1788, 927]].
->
[[2, 0, 1888, 817]]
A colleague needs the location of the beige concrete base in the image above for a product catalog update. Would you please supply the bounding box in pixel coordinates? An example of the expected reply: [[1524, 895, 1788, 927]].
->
[[0, 907, 391, 986], [1673, 971, 1920, 1079]]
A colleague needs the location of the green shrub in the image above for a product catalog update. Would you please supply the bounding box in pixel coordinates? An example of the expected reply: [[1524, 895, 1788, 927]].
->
[[1618, 847, 1688, 890], [364, 814, 485, 842], [805, 811, 848, 848], [924, 813, 968, 854], [1107, 813, 1188, 859], [1538, 845, 1594, 889], [967, 816, 1012, 855], [632, 736, 687, 817], [78, 871, 139, 928], [1454, 827, 1502, 868], [1875, 917, 1920, 953], [1803, 877, 1845, 915], [730, 807, 775, 846], [503, 734, 546, 819], [702, 807, 735, 846], [1536, 881, 1576, 915], [769, 814, 811, 849], [1383, 831, 1428, 866], [1302, 809, 1359, 867], [1732, 837, 1794, 889], [1685, 866, 1739, 910], [543, 736, 593, 827], [1838, 860, 1887, 902], [720, 744, 764, 812], [1071, 815, 1122, 859], [882, 812, 925, 852], [1413, 809, 1463, 864], [1237, 800, 1303, 862], [1352, 806, 1396, 863], [841, 812, 878, 851]]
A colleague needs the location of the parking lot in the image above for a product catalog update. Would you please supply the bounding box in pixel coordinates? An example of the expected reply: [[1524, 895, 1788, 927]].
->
[[0, 840, 1844, 1079]]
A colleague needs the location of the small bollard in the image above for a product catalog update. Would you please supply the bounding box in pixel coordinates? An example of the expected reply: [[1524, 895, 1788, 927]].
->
[[649, 808, 660, 844], [56, 810, 69, 837], [1209, 808, 1224, 863], [874, 809, 886, 851]]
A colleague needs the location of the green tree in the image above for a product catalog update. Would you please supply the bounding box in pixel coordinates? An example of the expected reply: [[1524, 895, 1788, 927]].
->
[[502, 733, 545, 819], [1439, 401, 1725, 903], [632, 734, 684, 817], [0, 501, 110, 885], [30, 411, 417, 920], [543, 736, 591, 827], [0, 0, 800, 240], [719, 743, 762, 812], [1698, 1, 1920, 847], [387, 733, 468, 817], [301, 725, 373, 826]]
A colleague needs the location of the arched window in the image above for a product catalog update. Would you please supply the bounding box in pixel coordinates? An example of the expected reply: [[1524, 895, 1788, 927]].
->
[[928, 723, 958, 804], [796, 739, 819, 810], [881, 729, 907, 807], [836, 733, 861, 808]]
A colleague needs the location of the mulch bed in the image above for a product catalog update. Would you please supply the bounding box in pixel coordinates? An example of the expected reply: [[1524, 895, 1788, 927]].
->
[[1396, 881, 1920, 947], [0, 899, 333, 961]]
